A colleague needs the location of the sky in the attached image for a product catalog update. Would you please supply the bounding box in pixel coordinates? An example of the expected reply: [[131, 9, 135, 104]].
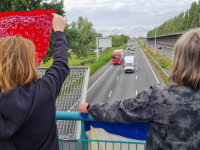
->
[[64, 0, 198, 37]]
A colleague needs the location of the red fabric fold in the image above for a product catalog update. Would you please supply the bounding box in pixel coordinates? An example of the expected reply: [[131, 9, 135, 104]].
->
[[0, 9, 55, 66]]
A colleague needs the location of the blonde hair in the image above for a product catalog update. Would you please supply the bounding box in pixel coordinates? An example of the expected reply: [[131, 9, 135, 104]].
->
[[169, 28, 200, 89], [0, 36, 38, 92]]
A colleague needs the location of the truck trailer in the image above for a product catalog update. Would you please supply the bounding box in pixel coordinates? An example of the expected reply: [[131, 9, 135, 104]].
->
[[124, 56, 135, 73]]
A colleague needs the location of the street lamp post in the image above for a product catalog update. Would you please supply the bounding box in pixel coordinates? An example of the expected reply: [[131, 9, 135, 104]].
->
[[145, 24, 149, 44], [154, 11, 159, 54]]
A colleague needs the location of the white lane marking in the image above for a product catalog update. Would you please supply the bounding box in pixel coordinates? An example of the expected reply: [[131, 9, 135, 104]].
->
[[139, 45, 160, 83], [108, 91, 112, 97], [136, 90, 137, 96], [136, 68, 137, 70], [116, 76, 119, 80], [87, 65, 112, 92], [136, 63, 137, 64], [136, 76, 137, 79], [121, 68, 123, 70]]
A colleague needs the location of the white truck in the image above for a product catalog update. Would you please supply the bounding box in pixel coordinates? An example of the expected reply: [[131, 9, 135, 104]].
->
[[124, 56, 135, 73]]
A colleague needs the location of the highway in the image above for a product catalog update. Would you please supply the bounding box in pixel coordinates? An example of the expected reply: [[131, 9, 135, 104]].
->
[[86, 42, 159, 104]]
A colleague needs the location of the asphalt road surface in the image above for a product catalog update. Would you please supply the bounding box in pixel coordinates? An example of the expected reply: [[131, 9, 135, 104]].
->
[[86, 42, 159, 104], [147, 43, 173, 59]]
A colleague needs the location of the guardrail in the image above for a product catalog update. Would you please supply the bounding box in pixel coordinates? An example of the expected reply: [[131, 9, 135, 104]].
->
[[56, 111, 146, 150]]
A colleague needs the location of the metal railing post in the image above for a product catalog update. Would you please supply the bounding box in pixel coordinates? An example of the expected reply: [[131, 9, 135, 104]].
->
[[81, 120, 86, 150]]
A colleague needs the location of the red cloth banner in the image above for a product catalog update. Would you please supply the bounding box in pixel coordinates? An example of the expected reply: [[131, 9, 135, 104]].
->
[[0, 9, 55, 66]]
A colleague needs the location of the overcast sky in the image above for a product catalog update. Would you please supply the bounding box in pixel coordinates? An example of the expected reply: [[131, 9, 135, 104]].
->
[[64, 0, 197, 37]]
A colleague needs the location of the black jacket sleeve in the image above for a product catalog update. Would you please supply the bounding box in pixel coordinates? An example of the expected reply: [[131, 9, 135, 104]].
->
[[40, 31, 70, 99], [88, 88, 154, 123]]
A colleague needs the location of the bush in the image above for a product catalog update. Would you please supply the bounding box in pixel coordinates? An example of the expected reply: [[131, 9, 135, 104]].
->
[[88, 51, 96, 56], [80, 58, 95, 65]]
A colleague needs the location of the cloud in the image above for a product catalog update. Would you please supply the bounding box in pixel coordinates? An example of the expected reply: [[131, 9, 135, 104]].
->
[[113, 2, 126, 8], [64, 0, 197, 37]]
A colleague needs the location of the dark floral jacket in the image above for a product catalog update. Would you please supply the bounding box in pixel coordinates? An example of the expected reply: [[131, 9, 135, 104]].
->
[[89, 83, 200, 150]]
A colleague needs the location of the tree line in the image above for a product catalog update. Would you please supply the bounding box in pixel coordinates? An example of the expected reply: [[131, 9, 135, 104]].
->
[[147, 1, 200, 37], [109, 35, 129, 47]]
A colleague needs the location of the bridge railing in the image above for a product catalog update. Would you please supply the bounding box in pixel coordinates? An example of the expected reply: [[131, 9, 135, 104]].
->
[[38, 67, 90, 139], [56, 111, 146, 150]]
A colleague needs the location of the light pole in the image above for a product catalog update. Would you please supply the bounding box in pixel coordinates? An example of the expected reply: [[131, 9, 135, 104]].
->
[[145, 24, 149, 44], [154, 11, 159, 54]]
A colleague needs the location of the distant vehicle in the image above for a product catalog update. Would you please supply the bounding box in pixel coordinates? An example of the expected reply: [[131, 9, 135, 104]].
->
[[112, 49, 123, 65], [158, 45, 161, 49], [130, 51, 134, 54], [124, 56, 135, 73], [127, 47, 132, 50]]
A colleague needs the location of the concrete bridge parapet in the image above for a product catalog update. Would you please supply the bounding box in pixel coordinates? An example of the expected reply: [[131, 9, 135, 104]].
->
[[147, 33, 183, 47]]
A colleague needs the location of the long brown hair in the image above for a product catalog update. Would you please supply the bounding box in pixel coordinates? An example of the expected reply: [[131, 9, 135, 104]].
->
[[0, 36, 38, 92], [169, 29, 200, 89]]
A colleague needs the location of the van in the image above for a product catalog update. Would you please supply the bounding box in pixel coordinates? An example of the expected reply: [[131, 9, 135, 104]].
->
[[124, 56, 135, 73]]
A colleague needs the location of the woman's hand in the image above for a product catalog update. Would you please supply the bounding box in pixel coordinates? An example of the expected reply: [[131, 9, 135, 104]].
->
[[52, 13, 68, 32], [79, 103, 90, 114]]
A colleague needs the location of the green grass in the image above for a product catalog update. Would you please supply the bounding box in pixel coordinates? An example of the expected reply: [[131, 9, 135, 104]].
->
[[39, 53, 86, 67], [39, 44, 127, 76]]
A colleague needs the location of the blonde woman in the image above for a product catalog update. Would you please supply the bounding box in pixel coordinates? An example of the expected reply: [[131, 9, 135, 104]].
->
[[0, 14, 69, 150], [79, 29, 200, 150]]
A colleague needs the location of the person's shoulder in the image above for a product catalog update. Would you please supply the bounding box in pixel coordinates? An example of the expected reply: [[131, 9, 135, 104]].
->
[[150, 83, 168, 90], [148, 83, 170, 104]]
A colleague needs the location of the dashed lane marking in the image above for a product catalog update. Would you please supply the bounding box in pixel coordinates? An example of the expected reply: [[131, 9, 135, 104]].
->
[[116, 76, 119, 80], [108, 91, 112, 97]]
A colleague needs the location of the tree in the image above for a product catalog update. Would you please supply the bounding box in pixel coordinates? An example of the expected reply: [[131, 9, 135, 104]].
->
[[0, 0, 43, 12], [190, 2, 198, 28], [109, 34, 129, 47], [67, 17, 96, 58], [90, 32, 103, 49]]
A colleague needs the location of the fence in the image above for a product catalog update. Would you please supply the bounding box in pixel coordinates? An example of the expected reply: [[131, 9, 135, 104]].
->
[[37, 67, 90, 139], [56, 111, 146, 150]]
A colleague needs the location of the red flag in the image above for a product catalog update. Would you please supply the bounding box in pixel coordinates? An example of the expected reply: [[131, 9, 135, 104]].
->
[[0, 9, 55, 66]]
